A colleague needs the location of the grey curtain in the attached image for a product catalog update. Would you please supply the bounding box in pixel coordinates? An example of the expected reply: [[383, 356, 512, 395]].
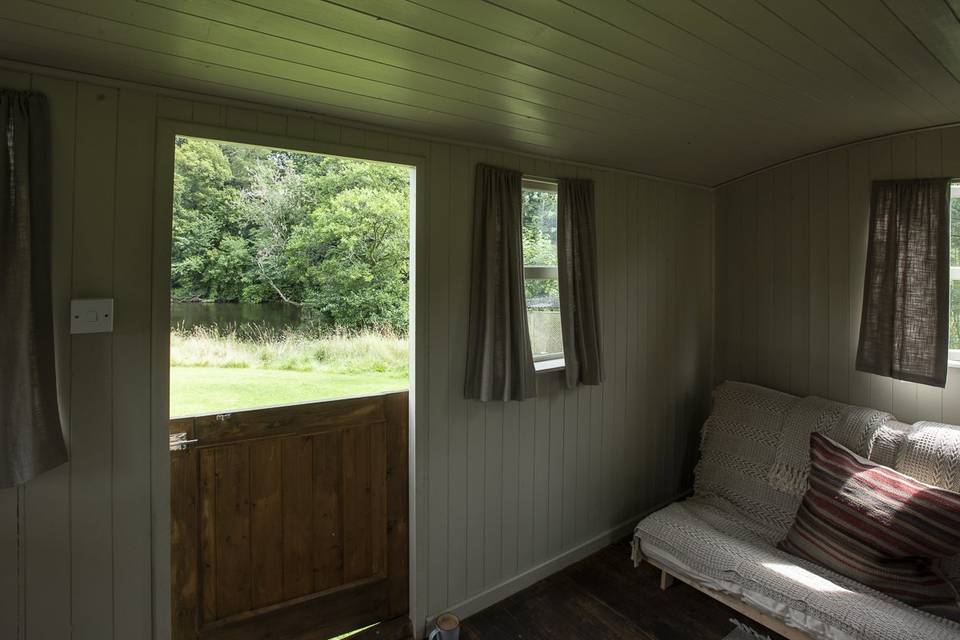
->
[[1, 90, 67, 487], [558, 178, 602, 388], [856, 178, 951, 388], [464, 164, 536, 401]]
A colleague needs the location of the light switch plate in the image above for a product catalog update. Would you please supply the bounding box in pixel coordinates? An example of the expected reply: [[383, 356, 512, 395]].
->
[[70, 298, 114, 334]]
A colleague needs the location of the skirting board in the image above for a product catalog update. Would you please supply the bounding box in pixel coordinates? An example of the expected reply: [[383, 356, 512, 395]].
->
[[420, 489, 692, 638]]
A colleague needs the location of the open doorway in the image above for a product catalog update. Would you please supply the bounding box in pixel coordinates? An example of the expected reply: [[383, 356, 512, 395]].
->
[[165, 133, 414, 640], [169, 136, 411, 417]]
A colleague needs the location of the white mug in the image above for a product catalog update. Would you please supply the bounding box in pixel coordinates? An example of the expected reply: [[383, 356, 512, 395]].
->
[[428, 613, 460, 640]]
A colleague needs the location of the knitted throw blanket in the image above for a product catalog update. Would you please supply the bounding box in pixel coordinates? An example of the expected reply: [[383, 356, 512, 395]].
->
[[766, 397, 891, 496]]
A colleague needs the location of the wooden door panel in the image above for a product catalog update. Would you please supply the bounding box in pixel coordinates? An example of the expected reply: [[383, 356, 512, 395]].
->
[[172, 392, 408, 640], [281, 435, 315, 600], [215, 444, 253, 619], [250, 440, 283, 609], [312, 430, 343, 592]]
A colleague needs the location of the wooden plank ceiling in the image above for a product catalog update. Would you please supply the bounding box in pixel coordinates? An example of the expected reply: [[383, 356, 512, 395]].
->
[[1, 0, 959, 185]]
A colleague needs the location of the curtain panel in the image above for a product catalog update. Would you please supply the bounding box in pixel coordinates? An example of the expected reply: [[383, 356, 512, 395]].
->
[[464, 163, 537, 401], [557, 178, 603, 388], [856, 177, 951, 388], [0, 90, 67, 487]]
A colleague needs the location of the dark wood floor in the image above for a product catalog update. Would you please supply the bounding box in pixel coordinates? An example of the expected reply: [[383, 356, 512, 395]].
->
[[459, 540, 784, 640]]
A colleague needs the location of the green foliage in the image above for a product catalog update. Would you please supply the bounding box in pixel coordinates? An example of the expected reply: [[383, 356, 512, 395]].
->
[[171, 137, 411, 332], [521, 188, 560, 302]]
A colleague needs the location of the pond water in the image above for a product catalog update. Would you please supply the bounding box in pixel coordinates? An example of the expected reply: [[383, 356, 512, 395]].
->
[[171, 302, 303, 332]]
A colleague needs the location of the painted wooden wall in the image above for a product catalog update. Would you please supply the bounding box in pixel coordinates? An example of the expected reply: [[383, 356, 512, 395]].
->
[[0, 60, 715, 639], [715, 126, 960, 425]]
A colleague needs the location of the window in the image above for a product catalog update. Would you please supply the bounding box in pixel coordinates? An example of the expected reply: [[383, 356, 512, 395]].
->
[[951, 181, 960, 365], [521, 177, 564, 366]]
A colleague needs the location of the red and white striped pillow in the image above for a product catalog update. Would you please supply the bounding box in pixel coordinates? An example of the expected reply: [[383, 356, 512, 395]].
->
[[779, 433, 960, 621]]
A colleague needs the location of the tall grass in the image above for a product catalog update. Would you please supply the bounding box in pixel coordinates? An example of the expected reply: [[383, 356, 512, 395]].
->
[[170, 324, 408, 375]]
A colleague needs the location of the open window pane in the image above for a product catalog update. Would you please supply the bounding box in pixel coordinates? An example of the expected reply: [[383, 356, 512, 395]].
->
[[521, 179, 563, 362], [522, 184, 558, 267], [525, 278, 563, 360]]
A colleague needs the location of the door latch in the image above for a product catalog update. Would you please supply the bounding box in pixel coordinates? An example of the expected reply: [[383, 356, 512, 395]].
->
[[169, 432, 198, 451]]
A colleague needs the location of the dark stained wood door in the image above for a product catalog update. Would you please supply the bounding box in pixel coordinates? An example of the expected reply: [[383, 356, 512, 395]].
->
[[170, 392, 409, 640]]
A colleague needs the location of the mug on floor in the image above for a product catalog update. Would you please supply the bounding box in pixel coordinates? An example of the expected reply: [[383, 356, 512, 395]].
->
[[428, 613, 459, 640]]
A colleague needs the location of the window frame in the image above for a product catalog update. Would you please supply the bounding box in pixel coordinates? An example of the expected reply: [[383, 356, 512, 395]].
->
[[521, 176, 564, 367]]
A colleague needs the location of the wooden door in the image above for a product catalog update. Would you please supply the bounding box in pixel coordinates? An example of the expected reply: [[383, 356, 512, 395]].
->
[[170, 392, 409, 640]]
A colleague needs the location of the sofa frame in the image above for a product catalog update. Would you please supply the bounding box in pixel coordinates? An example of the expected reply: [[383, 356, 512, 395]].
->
[[645, 557, 810, 640]]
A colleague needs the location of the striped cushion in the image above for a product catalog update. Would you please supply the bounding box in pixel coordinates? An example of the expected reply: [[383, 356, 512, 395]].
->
[[779, 433, 960, 621]]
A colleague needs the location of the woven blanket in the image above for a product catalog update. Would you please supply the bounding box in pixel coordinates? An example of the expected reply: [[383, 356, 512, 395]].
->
[[634, 498, 960, 640], [693, 382, 891, 542], [767, 398, 891, 496]]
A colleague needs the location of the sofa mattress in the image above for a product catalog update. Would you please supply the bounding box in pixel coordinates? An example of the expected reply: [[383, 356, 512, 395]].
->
[[632, 497, 960, 640]]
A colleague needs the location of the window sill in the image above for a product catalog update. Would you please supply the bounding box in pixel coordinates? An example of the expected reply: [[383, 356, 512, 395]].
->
[[534, 358, 565, 373], [949, 360, 960, 369]]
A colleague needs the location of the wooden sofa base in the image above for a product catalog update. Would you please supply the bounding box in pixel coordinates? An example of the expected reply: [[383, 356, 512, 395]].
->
[[644, 558, 811, 640]]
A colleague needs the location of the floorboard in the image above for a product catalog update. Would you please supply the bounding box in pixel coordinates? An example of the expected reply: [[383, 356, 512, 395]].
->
[[461, 540, 786, 640]]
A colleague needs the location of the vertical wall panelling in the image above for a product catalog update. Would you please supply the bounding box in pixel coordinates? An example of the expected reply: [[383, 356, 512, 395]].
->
[[498, 154, 521, 579], [718, 127, 960, 429], [0, 60, 716, 639], [756, 171, 776, 389], [624, 175, 641, 518], [24, 72, 75, 640], [790, 160, 810, 397], [70, 83, 119, 640], [599, 171, 616, 527], [531, 363, 551, 566], [112, 88, 157, 638], [583, 167, 604, 541], [426, 142, 450, 616], [613, 173, 629, 523], [827, 149, 851, 403], [848, 144, 871, 407], [739, 177, 759, 386], [724, 181, 743, 386], [445, 144, 470, 606], [773, 166, 793, 393], [808, 156, 830, 399], [464, 147, 487, 597]]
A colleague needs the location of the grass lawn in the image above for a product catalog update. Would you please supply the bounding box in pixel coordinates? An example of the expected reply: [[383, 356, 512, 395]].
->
[[170, 366, 407, 417]]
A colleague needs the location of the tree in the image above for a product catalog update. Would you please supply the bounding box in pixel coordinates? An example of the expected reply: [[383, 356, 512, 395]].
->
[[171, 136, 412, 332], [286, 187, 410, 330]]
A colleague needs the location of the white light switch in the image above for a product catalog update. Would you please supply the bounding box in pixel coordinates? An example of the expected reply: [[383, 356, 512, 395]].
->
[[70, 298, 114, 334]]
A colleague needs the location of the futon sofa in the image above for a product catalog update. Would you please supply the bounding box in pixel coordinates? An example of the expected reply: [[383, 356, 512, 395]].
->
[[632, 381, 960, 640]]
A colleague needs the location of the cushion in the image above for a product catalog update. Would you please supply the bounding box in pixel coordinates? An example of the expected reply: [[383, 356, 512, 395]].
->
[[633, 497, 960, 640], [868, 420, 917, 468], [895, 421, 960, 492], [779, 433, 960, 621]]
